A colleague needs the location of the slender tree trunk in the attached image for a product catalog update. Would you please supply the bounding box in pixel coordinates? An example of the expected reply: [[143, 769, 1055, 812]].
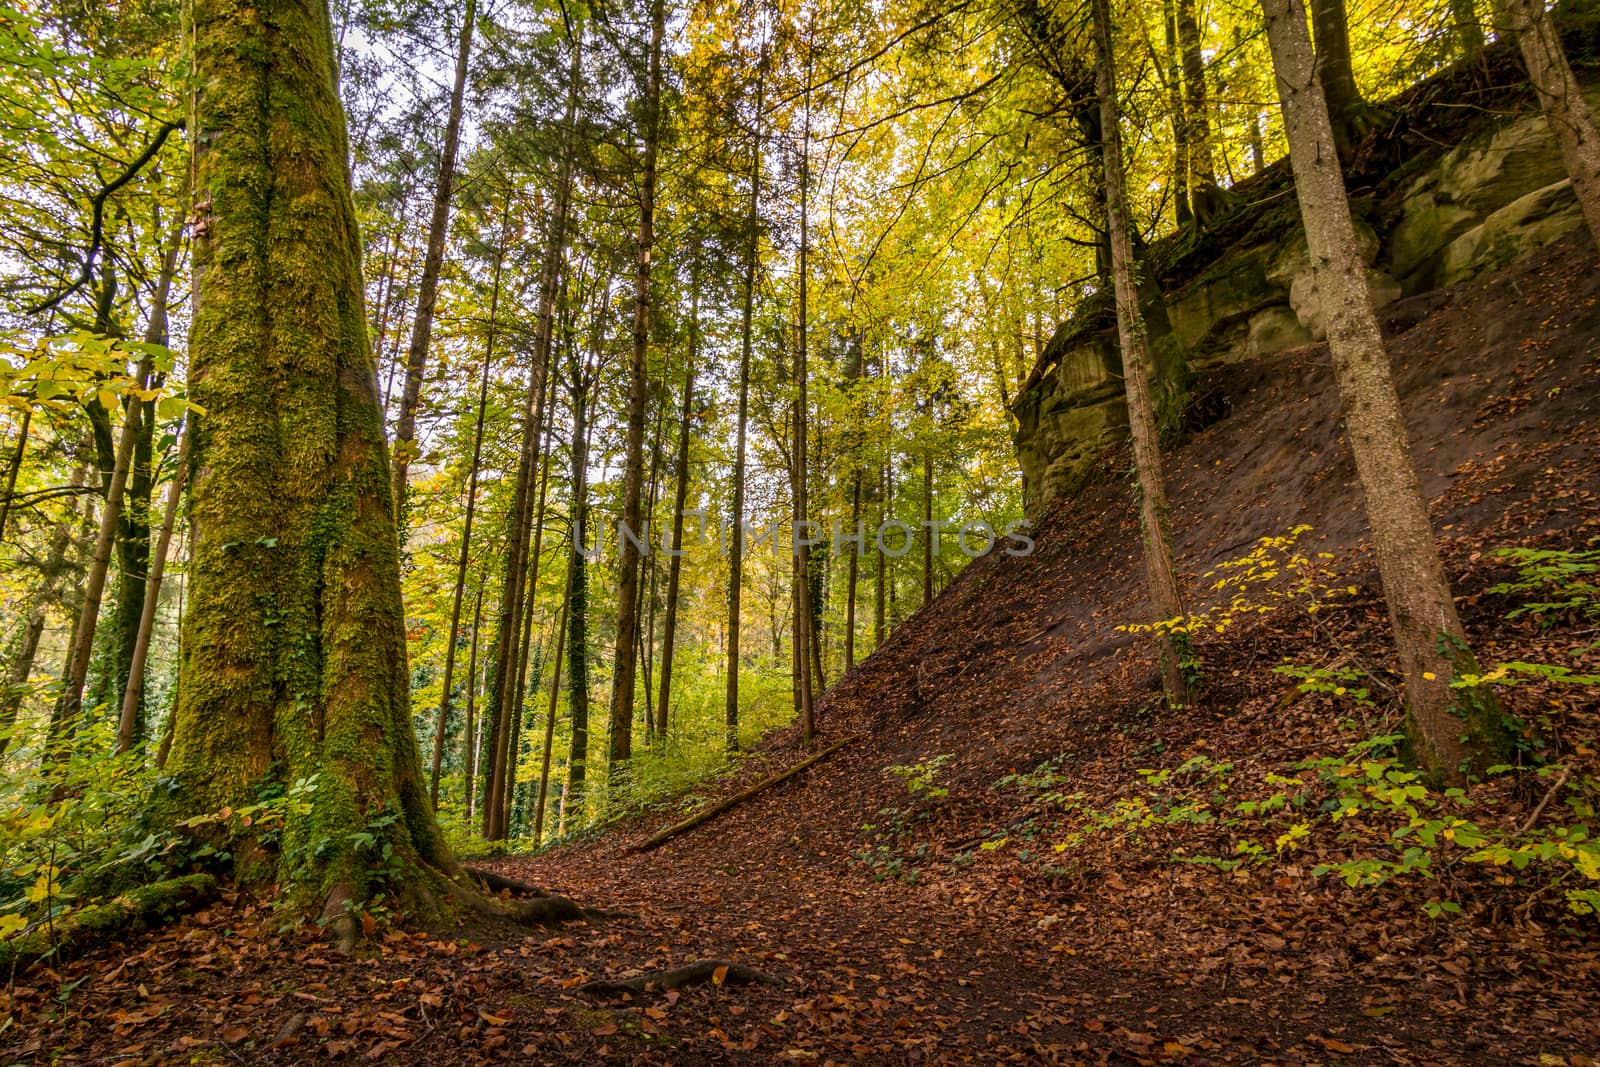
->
[[639, 387, 666, 742], [658, 311, 695, 737], [429, 221, 504, 805], [727, 51, 767, 755], [793, 31, 817, 745], [1, 467, 86, 758], [0, 408, 30, 546], [49, 356, 149, 753], [462, 581, 484, 816], [369, 192, 412, 369], [389, 0, 477, 521], [1177, 0, 1219, 221], [1452, 0, 1486, 56], [1308, 0, 1366, 159], [533, 564, 571, 845], [481, 26, 581, 839], [1497, 0, 1600, 247], [1263, 0, 1511, 783], [168, 0, 466, 922], [116, 425, 189, 753], [501, 433, 553, 830], [921, 449, 933, 607], [1093, 0, 1192, 704], [114, 218, 184, 740], [610, 0, 667, 771], [563, 377, 593, 823], [845, 469, 860, 668], [1163, 0, 1193, 227]]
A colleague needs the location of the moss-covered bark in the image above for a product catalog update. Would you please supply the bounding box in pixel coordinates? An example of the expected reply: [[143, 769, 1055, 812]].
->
[[162, 0, 456, 919]]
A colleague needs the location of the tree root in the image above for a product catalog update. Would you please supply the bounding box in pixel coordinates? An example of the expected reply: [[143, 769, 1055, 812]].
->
[[578, 959, 782, 998], [0, 873, 217, 971], [465, 866, 553, 897]]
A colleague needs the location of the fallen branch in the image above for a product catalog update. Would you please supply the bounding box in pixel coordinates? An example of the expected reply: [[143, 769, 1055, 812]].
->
[[631, 734, 862, 852], [578, 959, 781, 998], [0, 873, 216, 971]]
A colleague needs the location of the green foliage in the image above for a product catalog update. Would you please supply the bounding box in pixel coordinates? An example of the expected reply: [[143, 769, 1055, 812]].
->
[[1487, 543, 1600, 632], [884, 753, 953, 800]]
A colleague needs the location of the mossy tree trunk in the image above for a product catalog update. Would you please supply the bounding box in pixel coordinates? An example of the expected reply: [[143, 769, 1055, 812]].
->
[[1093, 0, 1193, 704], [166, 0, 462, 921], [1262, 0, 1513, 784]]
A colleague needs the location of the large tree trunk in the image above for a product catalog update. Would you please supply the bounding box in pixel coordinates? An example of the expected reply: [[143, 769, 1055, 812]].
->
[[1093, 0, 1193, 705], [165, 0, 464, 922], [1262, 0, 1512, 783], [389, 0, 476, 521], [610, 0, 667, 771], [429, 220, 503, 805], [1498, 0, 1600, 248]]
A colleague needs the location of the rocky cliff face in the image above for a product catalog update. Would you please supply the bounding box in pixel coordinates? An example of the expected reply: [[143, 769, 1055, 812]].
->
[[1013, 86, 1596, 518]]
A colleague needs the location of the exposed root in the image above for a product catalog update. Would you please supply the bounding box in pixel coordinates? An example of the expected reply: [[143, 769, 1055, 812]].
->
[[0, 874, 217, 972], [578, 959, 782, 999], [465, 866, 552, 897], [322, 884, 359, 955]]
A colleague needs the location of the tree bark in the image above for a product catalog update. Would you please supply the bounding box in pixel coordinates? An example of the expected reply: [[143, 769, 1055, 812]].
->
[[1308, 0, 1366, 160], [462, 582, 484, 817], [658, 295, 696, 738], [0, 408, 30, 546], [1177, 0, 1220, 221], [116, 424, 189, 754], [50, 354, 149, 754], [533, 562, 572, 845], [1262, 0, 1512, 783], [793, 28, 817, 745], [563, 372, 593, 824], [610, 0, 667, 771], [1162, 0, 1193, 227], [430, 215, 504, 805], [1093, 0, 1193, 704], [1, 468, 87, 758], [389, 0, 477, 522], [113, 215, 185, 742], [166, 0, 466, 919], [726, 47, 767, 755], [481, 23, 581, 839], [1498, 0, 1600, 248]]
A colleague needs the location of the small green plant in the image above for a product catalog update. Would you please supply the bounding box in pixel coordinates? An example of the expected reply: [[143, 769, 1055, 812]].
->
[[884, 753, 954, 800], [1487, 543, 1600, 632]]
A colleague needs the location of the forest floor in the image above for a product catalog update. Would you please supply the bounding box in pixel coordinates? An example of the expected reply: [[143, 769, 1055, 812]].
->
[[5, 236, 1600, 1064]]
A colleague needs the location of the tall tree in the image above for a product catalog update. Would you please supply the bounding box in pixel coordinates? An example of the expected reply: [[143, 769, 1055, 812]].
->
[[1092, 0, 1193, 703], [1261, 0, 1511, 783], [389, 0, 477, 520], [610, 0, 668, 771], [1308, 0, 1366, 159], [429, 209, 505, 805], [657, 289, 697, 737], [726, 42, 768, 754], [1496, 0, 1600, 247], [165, 0, 471, 929]]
